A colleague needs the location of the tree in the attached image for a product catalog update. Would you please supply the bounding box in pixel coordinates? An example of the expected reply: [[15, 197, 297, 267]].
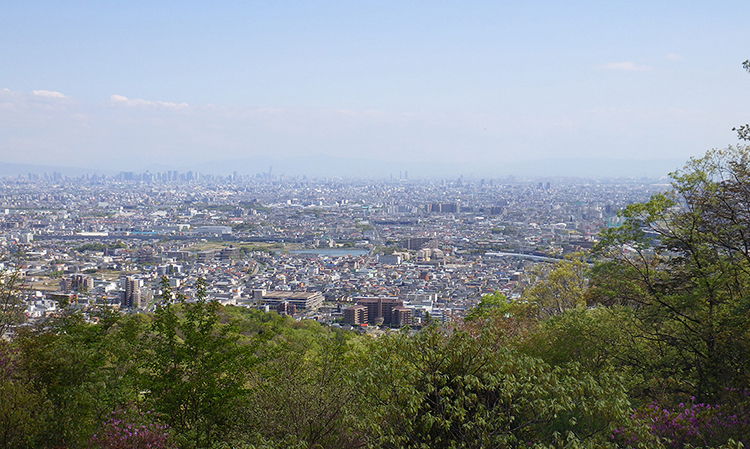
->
[[593, 146, 750, 402], [0, 341, 46, 449], [0, 266, 26, 337], [518, 305, 651, 399], [520, 254, 588, 319], [16, 305, 141, 448], [359, 325, 634, 448], [464, 290, 509, 322], [238, 329, 363, 449], [732, 60, 750, 141], [142, 277, 249, 448]]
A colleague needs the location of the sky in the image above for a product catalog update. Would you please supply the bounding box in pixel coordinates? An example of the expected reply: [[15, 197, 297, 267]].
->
[[1, 1, 750, 176]]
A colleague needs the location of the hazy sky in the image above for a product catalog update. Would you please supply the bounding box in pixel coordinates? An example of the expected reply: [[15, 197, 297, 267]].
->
[[2, 1, 750, 173]]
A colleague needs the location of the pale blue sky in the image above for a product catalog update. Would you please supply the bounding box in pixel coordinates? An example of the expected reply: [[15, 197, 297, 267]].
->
[[1, 1, 749, 174]]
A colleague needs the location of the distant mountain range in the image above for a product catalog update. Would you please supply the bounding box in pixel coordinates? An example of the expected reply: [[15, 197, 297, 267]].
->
[[0, 155, 685, 180]]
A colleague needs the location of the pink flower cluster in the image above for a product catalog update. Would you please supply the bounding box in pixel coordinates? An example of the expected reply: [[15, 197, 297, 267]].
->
[[88, 409, 176, 449], [612, 397, 750, 448]]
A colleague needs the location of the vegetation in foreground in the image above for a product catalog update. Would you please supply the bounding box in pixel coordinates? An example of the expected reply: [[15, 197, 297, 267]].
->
[[3, 146, 750, 448]]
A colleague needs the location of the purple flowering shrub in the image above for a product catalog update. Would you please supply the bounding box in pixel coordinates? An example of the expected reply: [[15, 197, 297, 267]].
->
[[0, 340, 20, 379], [612, 396, 750, 448], [88, 408, 176, 449]]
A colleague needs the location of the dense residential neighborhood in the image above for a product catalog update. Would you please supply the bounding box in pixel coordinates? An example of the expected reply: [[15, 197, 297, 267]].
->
[[0, 172, 660, 334]]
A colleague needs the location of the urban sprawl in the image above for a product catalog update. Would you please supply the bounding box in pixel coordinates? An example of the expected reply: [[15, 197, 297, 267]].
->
[[3, 171, 665, 335]]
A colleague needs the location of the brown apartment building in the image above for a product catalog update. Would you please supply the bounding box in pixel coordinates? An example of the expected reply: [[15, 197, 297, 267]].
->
[[343, 296, 412, 327]]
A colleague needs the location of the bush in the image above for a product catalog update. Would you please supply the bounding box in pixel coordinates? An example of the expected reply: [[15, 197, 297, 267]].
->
[[613, 397, 750, 448], [89, 408, 176, 449]]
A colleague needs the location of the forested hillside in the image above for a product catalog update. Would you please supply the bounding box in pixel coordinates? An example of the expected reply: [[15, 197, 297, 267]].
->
[[3, 147, 750, 448]]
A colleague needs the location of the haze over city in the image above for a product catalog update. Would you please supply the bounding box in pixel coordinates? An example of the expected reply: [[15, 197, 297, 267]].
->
[[6, 3, 750, 447], [2, 1, 749, 177]]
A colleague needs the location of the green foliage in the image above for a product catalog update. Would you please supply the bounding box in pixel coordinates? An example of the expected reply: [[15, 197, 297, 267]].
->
[[0, 341, 47, 449], [239, 245, 276, 255], [355, 222, 374, 231], [376, 245, 400, 255], [220, 305, 294, 338], [733, 123, 750, 141], [0, 267, 26, 336], [231, 222, 256, 233], [498, 224, 518, 235], [237, 330, 362, 449], [142, 278, 250, 449], [734, 62, 750, 140], [359, 325, 633, 448], [464, 290, 509, 321], [16, 306, 142, 448], [7, 292, 363, 449], [519, 306, 651, 399], [592, 146, 750, 403], [520, 254, 588, 319], [75, 242, 127, 253]]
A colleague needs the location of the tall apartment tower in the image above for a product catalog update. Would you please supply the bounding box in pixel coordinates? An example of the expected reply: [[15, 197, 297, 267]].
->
[[122, 276, 141, 309]]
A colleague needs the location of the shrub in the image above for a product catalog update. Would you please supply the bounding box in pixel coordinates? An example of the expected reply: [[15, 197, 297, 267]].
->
[[88, 408, 176, 449]]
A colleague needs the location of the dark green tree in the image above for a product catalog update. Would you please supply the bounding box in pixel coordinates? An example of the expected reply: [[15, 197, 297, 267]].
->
[[238, 329, 363, 449], [16, 306, 140, 448], [0, 341, 47, 449]]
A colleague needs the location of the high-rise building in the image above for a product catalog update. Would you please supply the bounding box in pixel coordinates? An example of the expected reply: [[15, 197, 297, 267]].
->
[[122, 276, 141, 309], [349, 297, 408, 327]]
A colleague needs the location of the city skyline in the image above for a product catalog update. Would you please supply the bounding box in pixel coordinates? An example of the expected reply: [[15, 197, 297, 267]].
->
[[2, 1, 749, 177]]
